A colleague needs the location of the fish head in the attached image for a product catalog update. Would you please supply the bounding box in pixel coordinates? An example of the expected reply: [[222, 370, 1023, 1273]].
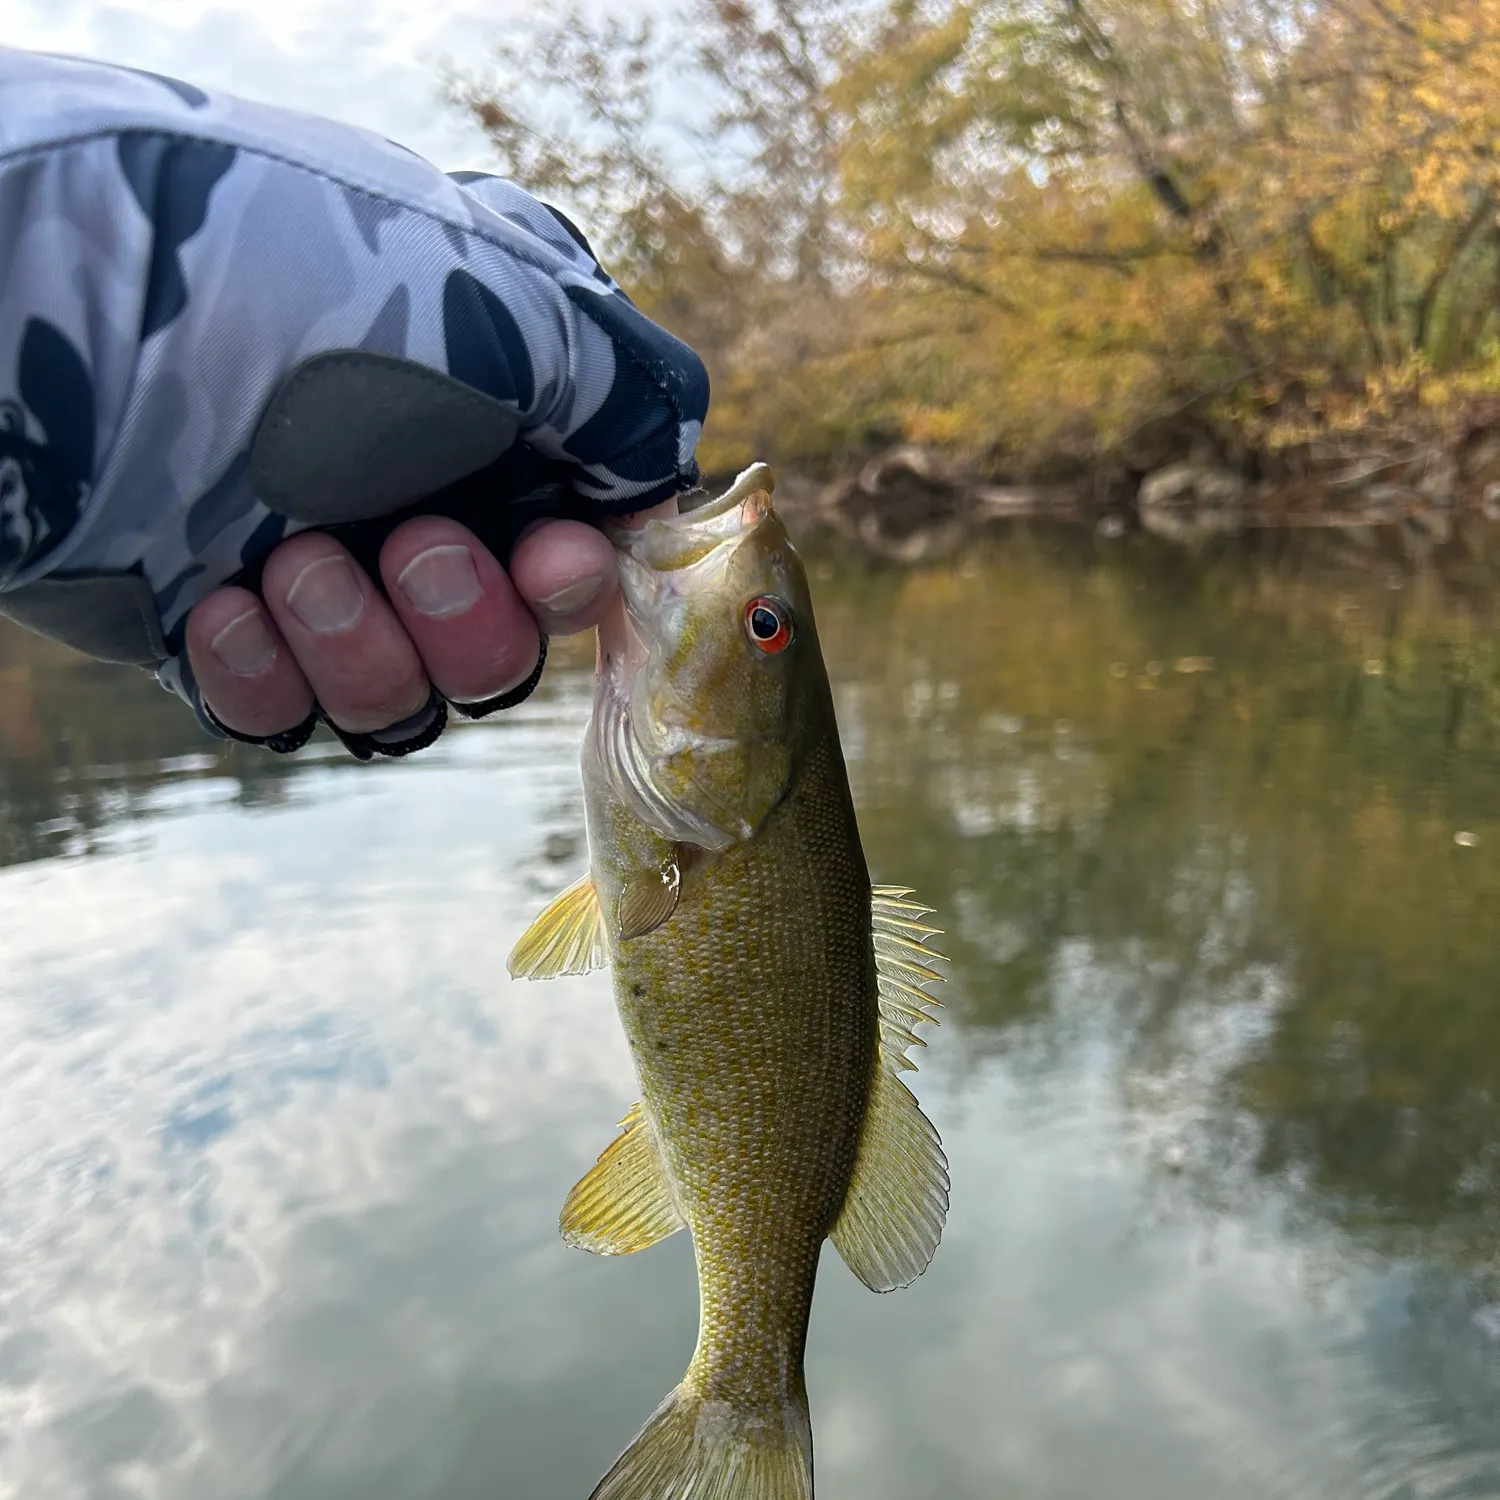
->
[[592, 463, 816, 851]]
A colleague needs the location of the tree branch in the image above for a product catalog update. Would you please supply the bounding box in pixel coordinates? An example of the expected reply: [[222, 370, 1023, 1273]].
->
[[1413, 193, 1495, 354]]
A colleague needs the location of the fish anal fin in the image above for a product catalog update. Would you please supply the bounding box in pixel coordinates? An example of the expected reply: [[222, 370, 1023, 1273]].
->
[[616, 852, 682, 941], [590, 1382, 812, 1500], [561, 1103, 685, 1256], [831, 1064, 950, 1292], [508, 874, 607, 980]]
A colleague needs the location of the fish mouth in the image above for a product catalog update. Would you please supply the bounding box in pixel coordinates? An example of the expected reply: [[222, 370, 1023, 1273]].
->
[[598, 461, 775, 690], [589, 465, 777, 849], [605, 463, 775, 572]]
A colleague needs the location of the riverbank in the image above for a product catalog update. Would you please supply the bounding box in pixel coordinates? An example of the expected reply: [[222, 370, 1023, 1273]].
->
[[751, 424, 1500, 572]]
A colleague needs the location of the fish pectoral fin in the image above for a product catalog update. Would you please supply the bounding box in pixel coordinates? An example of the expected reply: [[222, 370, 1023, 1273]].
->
[[507, 874, 608, 980], [561, 1102, 686, 1255], [829, 882, 951, 1293], [615, 853, 682, 942], [831, 1063, 950, 1293]]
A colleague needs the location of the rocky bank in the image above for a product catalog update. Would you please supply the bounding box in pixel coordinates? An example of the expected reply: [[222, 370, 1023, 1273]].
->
[[756, 420, 1500, 568]]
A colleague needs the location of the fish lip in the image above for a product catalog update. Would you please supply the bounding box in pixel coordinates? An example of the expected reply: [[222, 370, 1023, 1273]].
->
[[611, 463, 773, 538], [606, 464, 775, 572]]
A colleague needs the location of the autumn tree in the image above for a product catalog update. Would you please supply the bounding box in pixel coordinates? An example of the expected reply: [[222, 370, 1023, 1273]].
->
[[449, 1, 887, 472], [451, 0, 1500, 481]]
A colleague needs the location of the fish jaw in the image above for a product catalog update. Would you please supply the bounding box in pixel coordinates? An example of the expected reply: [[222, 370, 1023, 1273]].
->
[[588, 465, 799, 852], [592, 586, 742, 851], [606, 463, 776, 573]]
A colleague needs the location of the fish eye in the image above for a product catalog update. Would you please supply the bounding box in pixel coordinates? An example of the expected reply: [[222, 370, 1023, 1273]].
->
[[743, 595, 793, 654]]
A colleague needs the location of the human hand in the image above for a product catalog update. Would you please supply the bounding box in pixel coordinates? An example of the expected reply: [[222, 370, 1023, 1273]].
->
[[0, 52, 710, 760], [185, 515, 617, 743]]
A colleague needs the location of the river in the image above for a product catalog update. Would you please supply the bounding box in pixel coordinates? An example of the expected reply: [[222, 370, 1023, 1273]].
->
[[1, 524, 1498, 1499]]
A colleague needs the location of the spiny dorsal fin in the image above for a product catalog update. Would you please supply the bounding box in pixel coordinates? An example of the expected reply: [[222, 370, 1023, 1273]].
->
[[508, 873, 608, 980], [561, 1103, 686, 1256], [871, 884, 944, 1068], [830, 884, 949, 1292]]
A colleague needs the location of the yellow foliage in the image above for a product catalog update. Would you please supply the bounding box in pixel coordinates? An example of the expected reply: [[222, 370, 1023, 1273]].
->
[[457, 0, 1500, 476]]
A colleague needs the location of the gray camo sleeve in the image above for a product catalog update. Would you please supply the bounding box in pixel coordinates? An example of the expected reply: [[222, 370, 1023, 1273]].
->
[[0, 46, 709, 740]]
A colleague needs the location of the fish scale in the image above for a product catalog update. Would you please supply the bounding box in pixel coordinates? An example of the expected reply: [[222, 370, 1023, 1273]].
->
[[604, 741, 875, 1418], [509, 463, 949, 1500]]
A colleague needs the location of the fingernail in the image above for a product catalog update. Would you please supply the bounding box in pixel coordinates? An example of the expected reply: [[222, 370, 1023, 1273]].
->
[[396, 544, 482, 619], [285, 555, 364, 634], [210, 608, 277, 677], [536, 574, 604, 617]]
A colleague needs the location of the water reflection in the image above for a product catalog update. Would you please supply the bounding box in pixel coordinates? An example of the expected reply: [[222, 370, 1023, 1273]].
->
[[0, 631, 308, 869], [0, 526, 1498, 1499], [821, 531, 1500, 1281]]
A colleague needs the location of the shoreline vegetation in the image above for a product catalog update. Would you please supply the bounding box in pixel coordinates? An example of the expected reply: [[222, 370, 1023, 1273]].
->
[[450, 0, 1500, 559], [714, 434, 1500, 565]]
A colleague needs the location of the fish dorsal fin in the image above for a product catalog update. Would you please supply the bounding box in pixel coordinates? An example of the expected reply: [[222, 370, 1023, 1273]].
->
[[508, 874, 608, 980], [871, 884, 945, 1067], [830, 884, 950, 1292], [832, 1068, 950, 1292], [561, 1103, 686, 1256], [616, 852, 682, 942]]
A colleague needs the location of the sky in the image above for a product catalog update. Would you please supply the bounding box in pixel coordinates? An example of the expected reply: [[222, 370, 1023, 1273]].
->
[[10, 0, 565, 170]]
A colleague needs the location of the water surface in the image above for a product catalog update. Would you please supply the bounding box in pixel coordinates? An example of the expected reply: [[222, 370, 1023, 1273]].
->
[[2, 526, 1499, 1499]]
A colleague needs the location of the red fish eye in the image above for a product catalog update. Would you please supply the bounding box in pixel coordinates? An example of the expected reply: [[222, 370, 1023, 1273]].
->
[[744, 596, 793, 654]]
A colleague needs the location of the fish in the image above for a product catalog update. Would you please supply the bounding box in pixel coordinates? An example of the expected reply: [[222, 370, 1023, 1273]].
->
[[508, 462, 949, 1500]]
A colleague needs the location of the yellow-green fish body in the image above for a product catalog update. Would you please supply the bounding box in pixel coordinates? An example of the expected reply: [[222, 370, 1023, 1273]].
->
[[510, 465, 948, 1500]]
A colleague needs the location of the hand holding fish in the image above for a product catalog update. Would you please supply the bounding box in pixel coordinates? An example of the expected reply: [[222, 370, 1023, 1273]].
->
[[512, 464, 949, 1500], [184, 513, 622, 751], [0, 50, 709, 759]]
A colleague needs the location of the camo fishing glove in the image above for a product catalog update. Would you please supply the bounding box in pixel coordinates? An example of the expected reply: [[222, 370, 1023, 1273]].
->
[[0, 47, 708, 757]]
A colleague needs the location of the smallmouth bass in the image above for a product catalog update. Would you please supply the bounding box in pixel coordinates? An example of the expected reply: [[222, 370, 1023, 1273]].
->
[[510, 464, 948, 1500]]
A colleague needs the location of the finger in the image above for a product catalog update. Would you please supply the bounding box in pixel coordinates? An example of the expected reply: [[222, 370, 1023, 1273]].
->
[[185, 587, 314, 738], [379, 516, 544, 704], [508, 519, 620, 635], [261, 532, 429, 734], [623, 496, 681, 522]]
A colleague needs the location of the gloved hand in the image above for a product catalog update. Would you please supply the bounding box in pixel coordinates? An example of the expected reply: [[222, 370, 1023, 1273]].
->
[[0, 48, 708, 759]]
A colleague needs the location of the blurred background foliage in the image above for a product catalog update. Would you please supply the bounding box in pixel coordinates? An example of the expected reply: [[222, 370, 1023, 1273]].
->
[[449, 0, 1500, 481]]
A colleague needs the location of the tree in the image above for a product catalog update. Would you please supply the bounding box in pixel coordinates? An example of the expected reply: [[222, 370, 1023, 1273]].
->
[[450, 0, 1500, 480]]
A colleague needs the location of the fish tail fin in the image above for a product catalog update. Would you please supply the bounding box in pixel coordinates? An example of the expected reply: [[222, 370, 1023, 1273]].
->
[[590, 1382, 813, 1500]]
